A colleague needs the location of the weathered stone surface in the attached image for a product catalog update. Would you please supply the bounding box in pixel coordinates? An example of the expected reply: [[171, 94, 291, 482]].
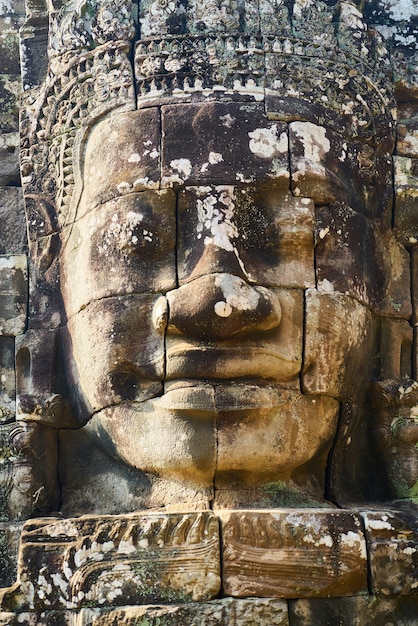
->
[[362, 509, 418, 596], [0, 133, 20, 186], [161, 103, 289, 188], [65, 295, 165, 415], [15, 328, 77, 429], [315, 205, 412, 318], [73, 109, 161, 221], [0, 597, 289, 625], [60, 192, 176, 318], [289, 594, 418, 626], [370, 380, 418, 502], [0, 187, 27, 255], [0, 523, 21, 587], [329, 402, 390, 505], [289, 122, 390, 214], [3, 512, 220, 611], [0, 421, 58, 521], [303, 291, 375, 400], [0, 256, 27, 336], [166, 288, 303, 382], [0, 336, 15, 424], [177, 187, 315, 289], [380, 317, 414, 380], [393, 155, 418, 245], [397, 103, 418, 159], [221, 509, 368, 598], [214, 391, 338, 493]]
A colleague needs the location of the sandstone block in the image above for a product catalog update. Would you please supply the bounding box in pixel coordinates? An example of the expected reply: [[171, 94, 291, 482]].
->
[[362, 510, 418, 596], [220, 509, 367, 598], [0, 523, 22, 588], [6, 512, 220, 611], [393, 156, 418, 246], [289, 595, 418, 626], [177, 187, 315, 289], [0, 597, 289, 625], [315, 204, 412, 318], [0, 255, 27, 336], [60, 190, 176, 318], [303, 290, 375, 400], [161, 103, 289, 188], [0, 187, 27, 255], [0, 336, 15, 424]]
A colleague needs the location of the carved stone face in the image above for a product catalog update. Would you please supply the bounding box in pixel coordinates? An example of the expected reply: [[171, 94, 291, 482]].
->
[[59, 101, 394, 500]]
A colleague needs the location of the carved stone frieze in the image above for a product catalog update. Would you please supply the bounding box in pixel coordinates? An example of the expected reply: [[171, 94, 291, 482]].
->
[[220, 509, 368, 598], [0, 512, 220, 611], [0, 597, 290, 625]]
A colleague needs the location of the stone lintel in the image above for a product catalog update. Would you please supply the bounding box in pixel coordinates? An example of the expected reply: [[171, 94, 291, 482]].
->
[[219, 509, 368, 598]]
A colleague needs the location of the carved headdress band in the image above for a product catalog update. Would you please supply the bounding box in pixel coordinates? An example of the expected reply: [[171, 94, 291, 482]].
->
[[20, 0, 396, 232]]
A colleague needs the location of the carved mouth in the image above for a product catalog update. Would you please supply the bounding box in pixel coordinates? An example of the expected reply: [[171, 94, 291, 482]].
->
[[153, 380, 292, 413], [165, 346, 301, 382]]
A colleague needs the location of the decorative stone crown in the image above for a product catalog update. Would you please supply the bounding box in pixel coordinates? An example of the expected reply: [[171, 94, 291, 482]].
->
[[21, 0, 396, 234]]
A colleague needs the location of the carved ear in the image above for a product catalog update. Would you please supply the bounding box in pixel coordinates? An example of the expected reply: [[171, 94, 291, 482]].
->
[[24, 194, 59, 242], [36, 232, 61, 275]]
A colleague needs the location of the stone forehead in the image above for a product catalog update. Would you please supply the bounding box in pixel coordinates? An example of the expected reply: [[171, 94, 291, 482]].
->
[[20, 0, 396, 237]]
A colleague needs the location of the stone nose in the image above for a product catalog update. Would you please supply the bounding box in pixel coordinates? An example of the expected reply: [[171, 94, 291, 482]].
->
[[160, 273, 281, 341]]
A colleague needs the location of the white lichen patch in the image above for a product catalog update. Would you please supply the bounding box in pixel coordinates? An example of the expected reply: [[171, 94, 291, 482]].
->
[[196, 186, 238, 252], [170, 158, 192, 179], [116, 177, 159, 193], [341, 531, 367, 559], [292, 122, 331, 162], [214, 301, 233, 317], [293, 0, 313, 18], [208, 152, 223, 165], [220, 113, 235, 128], [99, 212, 152, 255], [318, 279, 334, 292], [128, 153, 141, 163], [215, 275, 260, 312], [48, 519, 78, 538], [366, 518, 394, 531], [248, 125, 288, 158]]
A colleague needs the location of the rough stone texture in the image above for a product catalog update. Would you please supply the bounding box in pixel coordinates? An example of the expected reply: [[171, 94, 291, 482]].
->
[[0, 524, 21, 588], [1, 512, 220, 612], [0, 0, 416, 622], [0, 256, 27, 337], [0, 598, 289, 625], [161, 103, 289, 187], [362, 509, 418, 596], [220, 510, 368, 598], [0, 421, 58, 521], [289, 595, 418, 626], [0, 188, 27, 255], [315, 205, 412, 318], [0, 337, 15, 425], [303, 291, 375, 400]]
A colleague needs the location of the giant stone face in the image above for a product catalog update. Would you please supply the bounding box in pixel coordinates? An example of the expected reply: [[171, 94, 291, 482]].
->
[[58, 100, 388, 503]]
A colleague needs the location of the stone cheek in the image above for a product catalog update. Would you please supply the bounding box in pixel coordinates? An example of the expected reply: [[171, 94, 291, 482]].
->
[[303, 290, 375, 400], [60, 189, 177, 319], [66, 295, 165, 415]]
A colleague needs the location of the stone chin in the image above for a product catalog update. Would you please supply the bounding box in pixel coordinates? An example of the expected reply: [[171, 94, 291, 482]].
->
[[83, 384, 339, 489]]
